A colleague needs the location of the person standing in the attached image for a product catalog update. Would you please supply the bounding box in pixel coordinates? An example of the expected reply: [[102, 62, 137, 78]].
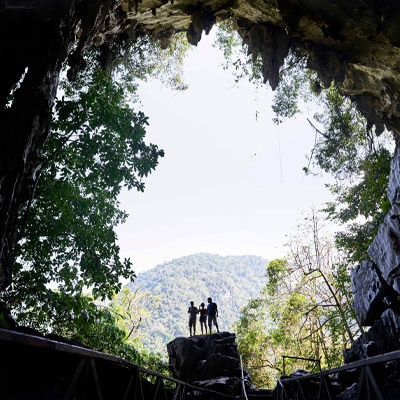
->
[[199, 302, 208, 334], [188, 301, 198, 337], [207, 297, 219, 334]]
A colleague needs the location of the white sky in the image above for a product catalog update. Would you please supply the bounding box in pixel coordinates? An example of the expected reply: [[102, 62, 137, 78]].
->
[[116, 29, 336, 273]]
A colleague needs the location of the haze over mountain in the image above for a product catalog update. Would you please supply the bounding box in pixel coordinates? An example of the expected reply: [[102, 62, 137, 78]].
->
[[132, 253, 268, 355]]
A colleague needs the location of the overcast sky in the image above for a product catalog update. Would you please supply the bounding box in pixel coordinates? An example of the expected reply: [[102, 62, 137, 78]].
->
[[116, 29, 336, 273]]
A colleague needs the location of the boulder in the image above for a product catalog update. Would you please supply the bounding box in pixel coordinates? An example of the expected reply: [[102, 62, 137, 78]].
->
[[368, 205, 400, 293], [351, 260, 389, 326], [167, 332, 255, 396], [344, 309, 400, 363]]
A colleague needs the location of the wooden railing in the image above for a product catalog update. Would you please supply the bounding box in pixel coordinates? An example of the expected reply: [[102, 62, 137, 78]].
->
[[2, 327, 397, 399], [273, 349, 400, 399], [0, 328, 236, 399]]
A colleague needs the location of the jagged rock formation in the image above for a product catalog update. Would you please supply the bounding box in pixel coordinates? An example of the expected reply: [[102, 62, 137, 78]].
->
[[348, 145, 400, 362], [167, 332, 257, 396], [3, 3, 400, 358]]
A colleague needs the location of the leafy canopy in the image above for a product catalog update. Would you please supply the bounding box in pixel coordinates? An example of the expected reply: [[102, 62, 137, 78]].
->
[[235, 212, 361, 388], [213, 20, 394, 263], [5, 34, 190, 350]]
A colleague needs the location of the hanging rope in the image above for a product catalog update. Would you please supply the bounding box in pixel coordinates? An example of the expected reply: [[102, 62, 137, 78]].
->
[[277, 123, 283, 184]]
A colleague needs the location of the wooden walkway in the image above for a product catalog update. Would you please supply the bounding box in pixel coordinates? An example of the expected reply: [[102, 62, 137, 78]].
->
[[1, 328, 400, 399], [0, 328, 236, 399]]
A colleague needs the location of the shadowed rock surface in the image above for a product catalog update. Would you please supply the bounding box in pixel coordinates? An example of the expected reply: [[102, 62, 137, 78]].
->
[[167, 332, 259, 396], [348, 145, 400, 361]]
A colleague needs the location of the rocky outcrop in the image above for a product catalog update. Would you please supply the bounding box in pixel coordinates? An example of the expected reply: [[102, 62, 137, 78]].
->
[[167, 332, 256, 396], [344, 308, 400, 363], [348, 146, 400, 361], [351, 260, 389, 326]]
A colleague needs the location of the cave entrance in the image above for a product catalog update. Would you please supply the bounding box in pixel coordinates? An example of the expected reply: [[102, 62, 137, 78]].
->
[[2, 2, 400, 391]]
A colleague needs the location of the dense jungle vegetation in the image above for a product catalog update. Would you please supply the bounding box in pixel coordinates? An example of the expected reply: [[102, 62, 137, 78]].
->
[[1, 18, 394, 387]]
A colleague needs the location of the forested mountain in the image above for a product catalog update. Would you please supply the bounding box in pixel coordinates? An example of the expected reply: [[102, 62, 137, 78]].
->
[[132, 253, 268, 355]]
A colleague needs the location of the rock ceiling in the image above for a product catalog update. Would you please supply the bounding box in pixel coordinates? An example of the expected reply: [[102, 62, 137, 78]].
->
[[92, 0, 400, 135]]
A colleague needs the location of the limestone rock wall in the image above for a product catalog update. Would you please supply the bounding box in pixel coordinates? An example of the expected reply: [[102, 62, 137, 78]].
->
[[349, 145, 400, 361]]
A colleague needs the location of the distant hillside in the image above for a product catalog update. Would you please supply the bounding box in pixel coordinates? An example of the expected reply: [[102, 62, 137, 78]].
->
[[131, 253, 268, 355]]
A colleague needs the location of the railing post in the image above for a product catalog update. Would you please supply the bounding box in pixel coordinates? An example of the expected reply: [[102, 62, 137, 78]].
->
[[365, 365, 384, 400], [356, 365, 384, 400], [317, 375, 332, 400], [90, 358, 103, 400], [122, 370, 135, 400], [154, 376, 169, 400], [138, 370, 145, 400], [297, 380, 306, 400], [62, 357, 85, 400], [240, 356, 249, 400]]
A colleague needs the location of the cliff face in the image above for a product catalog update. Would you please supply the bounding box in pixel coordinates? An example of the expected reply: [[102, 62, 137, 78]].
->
[[1, 1, 400, 327]]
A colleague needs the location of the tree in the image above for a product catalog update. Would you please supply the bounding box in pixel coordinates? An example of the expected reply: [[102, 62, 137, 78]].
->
[[8, 68, 161, 320], [310, 86, 393, 262], [4, 34, 191, 333], [110, 285, 163, 347], [214, 22, 394, 263], [12, 286, 171, 376], [235, 212, 360, 388]]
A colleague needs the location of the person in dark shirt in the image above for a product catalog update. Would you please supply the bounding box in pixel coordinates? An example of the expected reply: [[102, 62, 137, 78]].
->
[[199, 302, 208, 335], [188, 301, 198, 337], [207, 297, 219, 334]]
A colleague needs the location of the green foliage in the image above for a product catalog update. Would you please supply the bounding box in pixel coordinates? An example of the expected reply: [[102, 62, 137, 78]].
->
[[13, 288, 141, 362], [4, 34, 193, 376], [213, 20, 263, 85], [9, 33, 192, 318], [323, 148, 392, 262], [215, 20, 394, 263], [273, 73, 393, 264], [271, 50, 315, 124], [105, 33, 190, 93], [0, 313, 9, 329], [310, 85, 380, 178], [11, 67, 162, 311], [265, 259, 288, 296], [132, 253, 268, 355], [110, 285, 163, 347], [235, 213, 361, 388], [214, 20, 314, 116]]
